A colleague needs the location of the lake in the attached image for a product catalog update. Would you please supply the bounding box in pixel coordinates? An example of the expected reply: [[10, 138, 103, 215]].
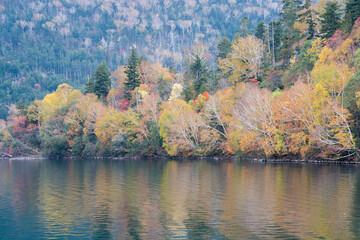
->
[[0, 159, 359, 239]]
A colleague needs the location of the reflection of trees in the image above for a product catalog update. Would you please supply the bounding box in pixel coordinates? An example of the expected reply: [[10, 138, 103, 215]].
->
[[2, 159, 360, 239], [92, 204, 112, 240], [351, 169, 360, 238]]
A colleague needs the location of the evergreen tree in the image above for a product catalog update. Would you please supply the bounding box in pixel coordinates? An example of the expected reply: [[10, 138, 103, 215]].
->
[[217, 36, 232, 59], [190, 55, 209, 95], [344, 0, 360, 32], [16, 98, 28, 116], [255, 21, 266, 42], [124, 48, 140, 100], [320, 2, 341, 39], [280, 0, 302, 65], [85, 62, 111, 100], [299, 0, 316, 40], [239, 17, 252, 37], [84, 76, 95, 94]]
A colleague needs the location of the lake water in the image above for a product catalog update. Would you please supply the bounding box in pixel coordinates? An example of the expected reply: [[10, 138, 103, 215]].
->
[[0, 159, 359, 239]]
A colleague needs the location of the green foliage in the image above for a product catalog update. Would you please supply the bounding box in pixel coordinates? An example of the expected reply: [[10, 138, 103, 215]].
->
[[217, 36, 232, 59], [85, 62, 111, 100], [124, 49, 140, 100], [344, 71, 360, 147], [255, 21, 266, 41], [320, 2, 342, 38], [344, 0, 360, 32], [280, 0, 302, 65], [190, 55, 209, 96]]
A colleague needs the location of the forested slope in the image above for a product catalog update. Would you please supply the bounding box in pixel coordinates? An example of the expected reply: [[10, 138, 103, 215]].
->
[[0, 0, 281, 117]]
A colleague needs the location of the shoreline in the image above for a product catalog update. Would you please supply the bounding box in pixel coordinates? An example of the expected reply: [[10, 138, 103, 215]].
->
[[1, 155, 360, 164]]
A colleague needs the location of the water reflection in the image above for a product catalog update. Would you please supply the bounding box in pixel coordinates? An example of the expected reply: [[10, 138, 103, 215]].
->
[[0, 159, 359, 239]]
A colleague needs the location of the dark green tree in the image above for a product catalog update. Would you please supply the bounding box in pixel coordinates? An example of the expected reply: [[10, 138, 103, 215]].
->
[[238, 17, 252, 37], [344, 0, 360, 32], [255, 21, 266, 42], [124, 48, 140, 100], [190, 55, 209, 96], [85, 62, 111, 100], [279, 0, 302, 65], [84, 76, 95, 94], [299, 0, 316, 40], [320, 2, 341, 38], [216, 36, 232, 59], [16, 98, 28, 116]]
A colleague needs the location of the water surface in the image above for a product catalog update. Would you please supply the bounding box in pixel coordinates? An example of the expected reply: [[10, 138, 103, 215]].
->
[[0, 159, 359, 239]]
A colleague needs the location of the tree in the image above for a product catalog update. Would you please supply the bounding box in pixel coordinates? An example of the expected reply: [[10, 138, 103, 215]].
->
[[320, 2, 341, 39], [168, 83, 183, 102], [217, 36, 232, 59], [41, 84, 82, 122], [298, 0, 317, 40], [279, 0, 303, 65], [190, 55, 209, 95], [86, 62, 111, 100], [238, 17, 252, 38], [124, 48, 141, 100], [219, 35, 264, 84], [255, 21, 266, 42], [344, 0, 360, 32], [159, 99, 220, 156]]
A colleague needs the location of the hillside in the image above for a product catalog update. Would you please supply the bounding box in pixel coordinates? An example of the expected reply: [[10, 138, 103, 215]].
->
[[0, 0, 281, 114]]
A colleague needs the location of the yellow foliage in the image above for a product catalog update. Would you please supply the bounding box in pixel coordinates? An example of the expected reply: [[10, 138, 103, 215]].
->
[[219, 35, 264, 84], [65, 93, 98, 136], [168, 83, 183, 102], [95, 108, 139, 145], [311, 47, 353, 97], [41, 83, 82, 122], [159, 99, 219, 156]]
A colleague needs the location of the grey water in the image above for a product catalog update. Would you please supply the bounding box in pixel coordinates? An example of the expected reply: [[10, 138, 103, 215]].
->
[[0, 159, 359, 239]]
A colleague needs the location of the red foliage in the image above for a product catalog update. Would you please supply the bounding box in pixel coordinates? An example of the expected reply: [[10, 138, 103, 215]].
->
[[12, 116, 28, 135], [34, 83, 41, 89], [249, 78, 260, 85], [52, 130, 61, 135], [118, 99, 129, 111], [325, 30, 345, 49], [192, 92, 211, 112], [202, 91, 210, 100]]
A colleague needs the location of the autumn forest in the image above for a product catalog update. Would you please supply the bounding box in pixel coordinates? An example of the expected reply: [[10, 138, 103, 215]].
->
[[1, 0, 360, 160]]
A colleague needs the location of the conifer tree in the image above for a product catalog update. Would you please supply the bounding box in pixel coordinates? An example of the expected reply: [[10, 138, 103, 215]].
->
[[84, 62, 111, 100], [280, 0, 302, 65], [255, 21, 266, 42], [124, 48, 140, 100], [300, 0, 316, 40], [217, 36, 232, 59], [344, 0, 360, 32], [191, 55, 209, 95], [320, 2, 341, 39], [84, 77, 95, 94]]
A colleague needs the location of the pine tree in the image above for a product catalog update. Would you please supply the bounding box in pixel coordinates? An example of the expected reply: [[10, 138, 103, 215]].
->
[[344, 0, 360, 32], [217, 36, 232, 59], [239, 17, 252, 37], [90, 63, 111, 100], [191, 55, 209, 96], [84, 76, 95, 94], [124, 48, 140, 100], [94, 62, 111, 100], [255, 21, 266, 42], [280, 0, 302, 65], [299, 0, 316, 40], [320, 2, 341, 39], [84, 62, 111, 100]]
